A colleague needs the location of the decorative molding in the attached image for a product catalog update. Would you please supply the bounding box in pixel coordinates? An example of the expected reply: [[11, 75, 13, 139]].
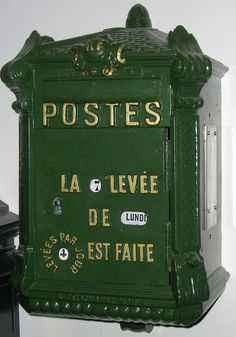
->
[[0, 59, 31, 114], [1, 31, 54, 114], [168, 25, 211, 82], [1, 31, 53, 87], [168, 25, 212, 112], [172, 252, 209, 306], [12, 96, 28, 114], [170, 113, 209, 306], [24, 296, 203, 326], [175, 96, 204, 110], [174, 116, 200, 251], [203, 267, 230, 311], [72, 35, 132, 77]]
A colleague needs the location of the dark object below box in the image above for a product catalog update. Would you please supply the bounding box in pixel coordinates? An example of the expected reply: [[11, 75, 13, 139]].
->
[[0, 200, 19, 337]]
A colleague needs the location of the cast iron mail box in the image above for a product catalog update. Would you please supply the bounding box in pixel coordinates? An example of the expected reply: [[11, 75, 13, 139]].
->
[[1, 4, 229, 331]]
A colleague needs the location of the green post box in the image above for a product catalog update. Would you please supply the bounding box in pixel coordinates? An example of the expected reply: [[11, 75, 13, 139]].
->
[[1, 4, 229, 332]]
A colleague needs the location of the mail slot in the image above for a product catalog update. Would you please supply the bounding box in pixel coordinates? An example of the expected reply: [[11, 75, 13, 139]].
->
[[1, 4, 229, 332]]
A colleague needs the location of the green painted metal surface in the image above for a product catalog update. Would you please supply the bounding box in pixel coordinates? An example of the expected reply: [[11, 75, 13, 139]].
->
[[1, 4, 229, 331]]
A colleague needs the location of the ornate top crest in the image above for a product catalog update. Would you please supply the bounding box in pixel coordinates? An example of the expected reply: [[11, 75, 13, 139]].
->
[[72, 35, 132, 77]]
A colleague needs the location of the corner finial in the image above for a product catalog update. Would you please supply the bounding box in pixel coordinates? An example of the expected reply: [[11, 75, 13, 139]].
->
[[126, 4, 152, 28]]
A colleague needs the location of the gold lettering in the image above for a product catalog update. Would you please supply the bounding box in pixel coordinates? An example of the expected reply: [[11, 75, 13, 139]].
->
[[41, 236, 59, 271], [118, 175, 126, 193], [53, 264, 59, 272], [46, 260, 54, 268], [150, 175, 158, 194], [70, 236, 78, 245], [74, 260, 83, 268], [109, 174, 159, 194], [146, 244, 154, 262], [95, 242, 103, 260], [58, 233, 78, 245], [43, 103, 57, 126], [62, 103, 77, 126], [70, 174, 81, 192], [60, 232, 65, 241], [102, 209, 110, 227], [43, 248, 51, 255], [75, 247, 84, 253], [64, 234, 70, 243], [140, 175, 148, 193], [116, 243, 122, 261], [87, 242, 111, 261], [89, 209, 97, 226], [109, 175, 118, 193], [132, 244, 137, 262], [75, 248, 85, 260], [122, 243, 131, 261], [60, 233, 78, 244], [103, 243, 110, 260], [125, 103, 140, 126], [137, 243, 145, 262], [145, 101, 161, 126], [84, 103, 99, 126], [70, 265, 78, 274], [87, 242, 154, 263], [42, 101, 162, 128], [61, 175, 69, 192], [88, 242, 94, 260], [105, 103, 119, 126], [61, 174, 81, 192], [45, 241, 53, 249], [127, 175, 137, 193], [49, 236, 57, 244], [76, 252, 85, 259]]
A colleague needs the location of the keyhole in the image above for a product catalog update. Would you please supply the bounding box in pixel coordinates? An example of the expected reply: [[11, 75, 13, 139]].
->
[[53, 197, 63, 215]]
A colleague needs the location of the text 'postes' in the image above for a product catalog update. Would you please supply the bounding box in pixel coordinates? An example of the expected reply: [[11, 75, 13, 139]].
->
[[42, 101, 161, 128]]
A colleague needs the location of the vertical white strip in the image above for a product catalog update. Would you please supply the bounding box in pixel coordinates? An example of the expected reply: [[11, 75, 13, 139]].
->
[[204, 125, 217, 229], [232, 128, 236, 228]]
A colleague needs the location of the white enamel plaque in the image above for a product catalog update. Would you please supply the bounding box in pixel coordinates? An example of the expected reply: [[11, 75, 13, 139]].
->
[[58, 248, 69, 261], [90, 179, 102, 193], [121, 211, 147, 226]]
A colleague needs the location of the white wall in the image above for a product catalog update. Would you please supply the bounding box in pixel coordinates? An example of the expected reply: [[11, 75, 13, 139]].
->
[[0, 1, 235, 336]]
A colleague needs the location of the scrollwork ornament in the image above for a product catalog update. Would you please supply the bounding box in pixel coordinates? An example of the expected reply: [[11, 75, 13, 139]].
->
[[168, 25, 212, 112], [12, 97, 28, 114], [172, 251, 209, 306], [9, 60, 32, 85], [72, 35, 132, 77]]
